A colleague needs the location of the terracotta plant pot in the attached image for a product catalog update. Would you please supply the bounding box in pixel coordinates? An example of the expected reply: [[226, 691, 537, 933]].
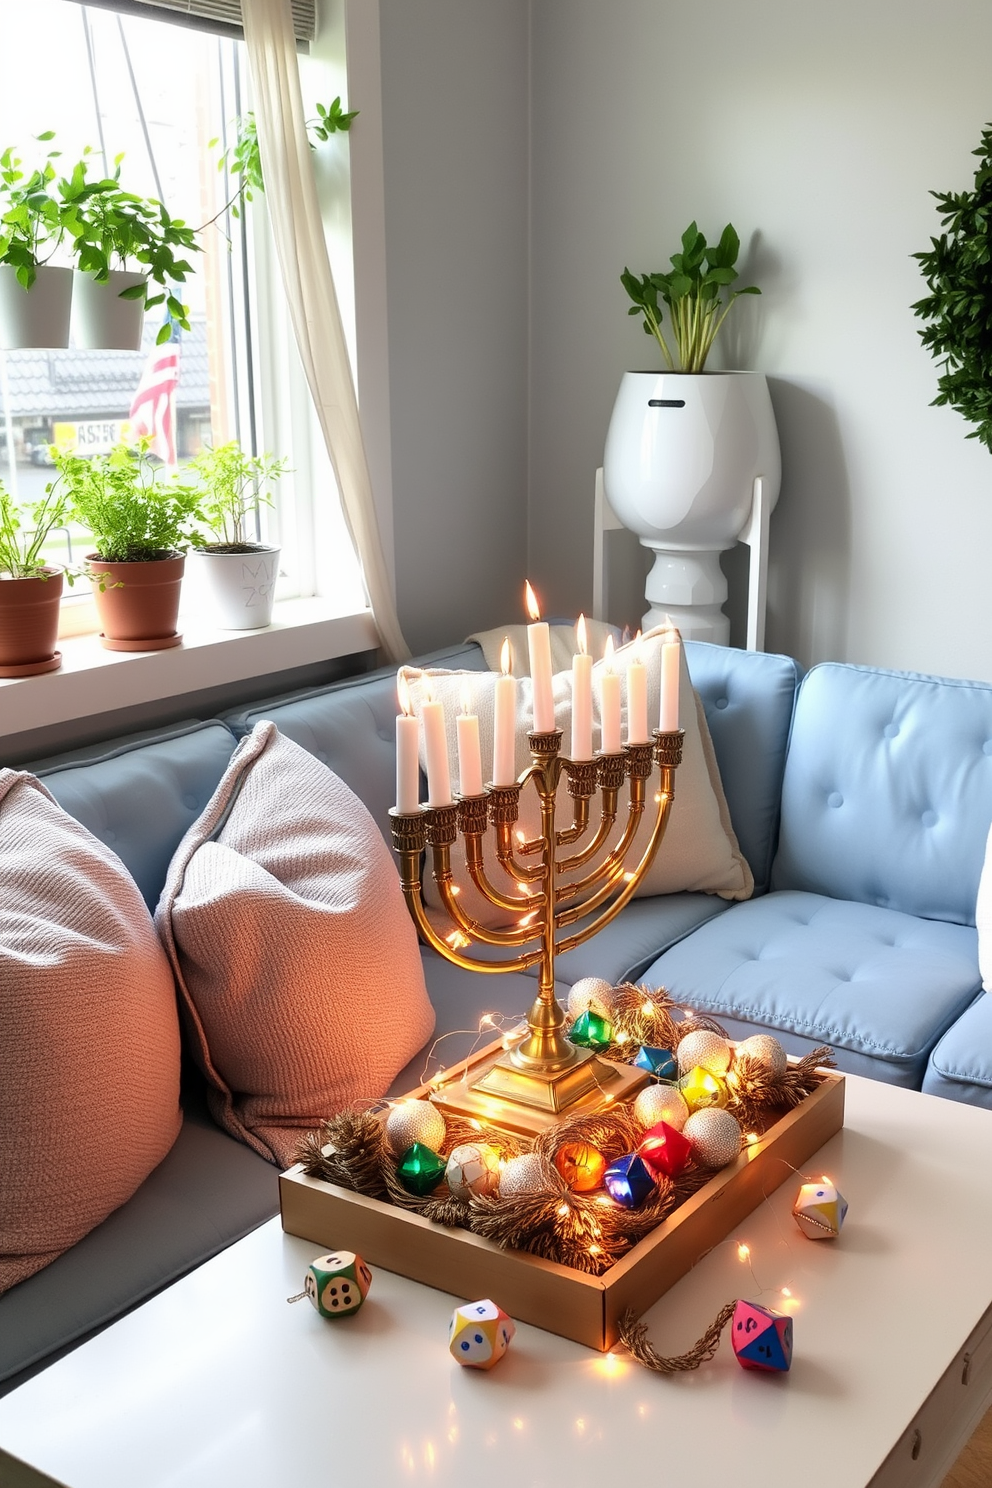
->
[[87, 553, 184, 652], [0, 568, 64, 676]]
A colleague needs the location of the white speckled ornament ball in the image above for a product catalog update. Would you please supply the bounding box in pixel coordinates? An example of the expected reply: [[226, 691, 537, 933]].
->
[[683, 1108, 742, 1169], [384, 1100, 446, 1157], [734, 1034, 789, 1078], [676, 1029, 733, 1076], [445, 1143, 501, 1200], [633, 1083, 690, 1133], [566, 977, 616, 1021], [499, 1152, 554, 1197]]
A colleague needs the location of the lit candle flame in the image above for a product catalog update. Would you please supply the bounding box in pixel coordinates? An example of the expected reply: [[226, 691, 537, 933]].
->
[[500, 636, 513, 676], [604, 633, 615, 673], [737, 1242, 750, 1262], [576, 612, 588, 656], [397, 672, 413, 717], [524, 579, 541, 622]]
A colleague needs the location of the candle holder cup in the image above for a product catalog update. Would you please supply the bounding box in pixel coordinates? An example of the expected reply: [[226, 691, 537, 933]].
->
[[390, 726, 684, 1136]]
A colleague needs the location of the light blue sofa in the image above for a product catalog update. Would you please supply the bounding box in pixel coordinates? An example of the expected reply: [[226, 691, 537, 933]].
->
[[3, 637, 990, 1392]]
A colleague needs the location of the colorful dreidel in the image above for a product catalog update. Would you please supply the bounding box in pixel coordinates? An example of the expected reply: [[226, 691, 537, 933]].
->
[[637, 1120, 692, 1178], [731, 1299, 793, 1373], [793, 1179, 848, 1239], [604, 1152, 656, 1208], [553, 1141, 607, 1192], [633, 1045, 678, 1081], [397, 1142, 446, 1196], [448, 1298, 516, 1370], [569, 1009, 613, 1050], [304, 1251, 372, 1319], [680, 1064, 729, 1112]]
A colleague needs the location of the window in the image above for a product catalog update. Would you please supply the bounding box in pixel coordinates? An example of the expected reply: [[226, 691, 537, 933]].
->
[[0, 0, 366, 627]]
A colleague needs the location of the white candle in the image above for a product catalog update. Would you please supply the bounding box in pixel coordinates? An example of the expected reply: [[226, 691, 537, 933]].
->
[[525, 579, 555, 733], [456, 686, 484, 797], [626, 631, 648, 744], [395, 674, 421, 814], [571, 613, 593, 760], [422, 683, 452, 807], [493, 637, 517, 786], [600, 635, 621, 754], [660, 626, 681, 732]]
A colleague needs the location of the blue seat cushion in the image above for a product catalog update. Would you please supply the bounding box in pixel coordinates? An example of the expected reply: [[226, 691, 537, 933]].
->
[[638, 890, 980, 1086], [922, 994, 992, 1108]]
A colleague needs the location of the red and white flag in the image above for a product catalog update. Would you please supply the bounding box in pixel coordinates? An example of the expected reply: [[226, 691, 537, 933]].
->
[[129, 322, 180, 467]]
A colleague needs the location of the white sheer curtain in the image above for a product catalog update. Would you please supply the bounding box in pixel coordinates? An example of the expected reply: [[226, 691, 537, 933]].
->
[[241, 0, 410, 662]]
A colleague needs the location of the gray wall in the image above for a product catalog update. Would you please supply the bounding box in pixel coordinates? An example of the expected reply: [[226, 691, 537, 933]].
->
[[372, 0, 530, 655], [528, 0, 992, 677], [361, 0, 992, 678]]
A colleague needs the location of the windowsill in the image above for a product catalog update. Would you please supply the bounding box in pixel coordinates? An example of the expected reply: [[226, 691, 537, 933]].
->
[[0, 597, 380, 743]]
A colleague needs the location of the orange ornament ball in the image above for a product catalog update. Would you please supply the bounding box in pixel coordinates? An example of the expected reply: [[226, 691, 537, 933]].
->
[[553, 1141, 607, 1192]]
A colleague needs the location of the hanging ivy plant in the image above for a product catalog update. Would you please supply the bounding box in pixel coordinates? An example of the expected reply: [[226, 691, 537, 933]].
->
[[912, 123, 992, 453]]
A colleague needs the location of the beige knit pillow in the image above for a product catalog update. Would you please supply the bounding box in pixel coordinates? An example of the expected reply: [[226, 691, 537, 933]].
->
[[402, 627, 752, 931], [0, 770, 182, 1295], [155, 722, 435, 1168]]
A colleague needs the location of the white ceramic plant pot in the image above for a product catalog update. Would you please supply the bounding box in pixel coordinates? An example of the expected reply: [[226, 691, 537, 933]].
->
[[0, 264, 73, 349], [71, 270, 147, 351], [603, 371, 781, 642], [191, 546, 281, 630]]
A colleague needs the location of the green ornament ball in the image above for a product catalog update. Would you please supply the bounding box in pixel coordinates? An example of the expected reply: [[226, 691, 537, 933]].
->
[[397, 1141, 447, 1196]]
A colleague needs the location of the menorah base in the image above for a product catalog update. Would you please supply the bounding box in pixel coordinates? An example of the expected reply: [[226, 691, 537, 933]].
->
[[429, 1035, 651, 1138]]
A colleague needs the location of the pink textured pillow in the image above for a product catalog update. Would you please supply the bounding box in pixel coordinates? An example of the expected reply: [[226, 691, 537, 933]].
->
[[155, 722, 435, 1168], [0, 770, 181, 1295]]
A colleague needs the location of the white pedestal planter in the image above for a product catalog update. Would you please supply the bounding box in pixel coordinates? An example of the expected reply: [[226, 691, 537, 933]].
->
[[191, 547, 281, 630], [0, 265, 73, 349], [71, 270, 146, 351], [603, 371, 781, 643]]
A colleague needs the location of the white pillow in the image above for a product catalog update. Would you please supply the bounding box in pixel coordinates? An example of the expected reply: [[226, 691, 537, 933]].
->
[[401, 627, 752, 931]]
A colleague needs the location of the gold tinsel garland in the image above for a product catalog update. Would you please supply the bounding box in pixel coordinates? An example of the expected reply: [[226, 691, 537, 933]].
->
[[295, 985, 835, 1278]]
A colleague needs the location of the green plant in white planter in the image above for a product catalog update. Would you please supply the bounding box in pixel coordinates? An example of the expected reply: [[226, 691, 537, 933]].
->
[[63, 156, 201, 350], [213, 96, 357, 218], [912, 122, 992, 454], [0, 481, 75, 675], [0, 135, 73, 347], [188, 441, 288, 631], [620, 222, 760, 373], [53, 441, 203, 652], [607, 221, 778, 642]]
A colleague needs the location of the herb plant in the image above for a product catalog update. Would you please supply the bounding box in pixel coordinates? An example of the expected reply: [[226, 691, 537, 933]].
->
[[62, 157, 201, 341], [621, 222, 760, 373], [0, 481, 74, 579], [214, 97, 357, 218], [912, 123, 992, 454], [188, 441, 288, 549], [0, 135, 64, 287], [53, 443, 203, 563]]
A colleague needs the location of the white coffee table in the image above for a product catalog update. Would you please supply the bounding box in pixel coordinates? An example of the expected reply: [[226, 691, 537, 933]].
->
[[2, 1073, 992, 1488]]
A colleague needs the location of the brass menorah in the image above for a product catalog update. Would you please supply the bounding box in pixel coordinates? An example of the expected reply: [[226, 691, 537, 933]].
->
[[390, 723, 684, 1136]]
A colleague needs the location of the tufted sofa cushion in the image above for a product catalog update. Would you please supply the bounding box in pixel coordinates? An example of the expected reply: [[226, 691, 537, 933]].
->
[[28, 722, 239, 912], [922, 994, 992, 1106], [640, 889, 980, 1085], [771, 663, 992, 924], [226, 642, 485, 849], [684, 642, 801, 893]]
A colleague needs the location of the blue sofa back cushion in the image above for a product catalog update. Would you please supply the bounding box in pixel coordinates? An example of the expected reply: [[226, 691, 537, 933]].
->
[[225, 643, 490, 847], [29, 722, 238, 913], [772, 663, 992, 925], [684, 642, 801, 894]]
